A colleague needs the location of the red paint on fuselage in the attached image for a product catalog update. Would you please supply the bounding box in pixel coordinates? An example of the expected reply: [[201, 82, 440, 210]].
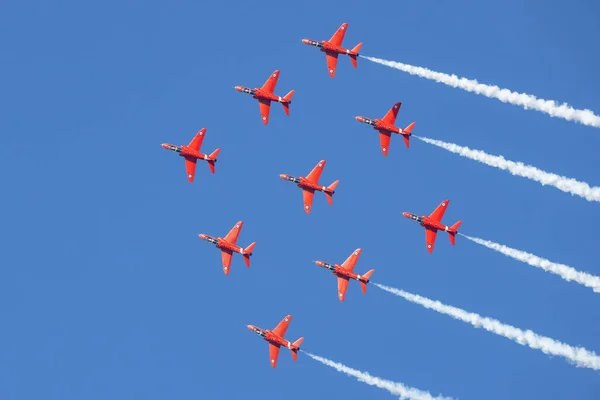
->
[[234, 86, 286, 104], [198, 234, 246, 255], [247, 325, 297, 351], [279, 174, 332, 194], [402, 212, 455, 233], [315, 261, 370, 284]]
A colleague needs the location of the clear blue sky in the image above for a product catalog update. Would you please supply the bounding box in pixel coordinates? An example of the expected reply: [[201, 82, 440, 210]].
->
[[1, 1, 600, 399]]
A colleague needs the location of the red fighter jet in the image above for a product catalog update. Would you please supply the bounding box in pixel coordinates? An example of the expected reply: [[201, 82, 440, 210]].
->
[[280, 160, 339, 214], [355, 102, 416, 156], [302, 22, 363, 78], [235, 70, 295, 125], [315, 248, 374, 302], [403, 200, 463, 253], [161, 128, 220, 182], [198, 221, 256, 275], [248, 315, 304, 368]]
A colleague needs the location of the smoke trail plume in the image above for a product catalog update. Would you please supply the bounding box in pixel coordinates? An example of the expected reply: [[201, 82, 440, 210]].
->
[[373, 283, 600, 370], [415, 136, 600, 202], [361, 55, 600, 128], [303, 351, 453, 400], [461, 234, 600, 293]]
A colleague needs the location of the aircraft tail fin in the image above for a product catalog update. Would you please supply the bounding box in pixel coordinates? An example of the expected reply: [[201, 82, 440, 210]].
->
[[207, 148, 220, 173], [325, 180, 340, 205], [359, 269, 374, 294], [243, 242, 256, 267], [402, 122, 416, 148], [290, 337, 304, 361], [448, 220, 462, 245], [282, 90, 295, 116]]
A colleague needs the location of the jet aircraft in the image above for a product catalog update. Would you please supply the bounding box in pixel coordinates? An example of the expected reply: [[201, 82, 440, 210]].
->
[[199, 221, 256, 274], [248, 315, 304, 368], [315, 248, 374, 302], [161, 128, 220, 182], [355, 102, 416, 156], [280, 160, 339, 214], [235, 70, 295, 125], [302, 22, 363, 78], [403, 200, 463, 253]]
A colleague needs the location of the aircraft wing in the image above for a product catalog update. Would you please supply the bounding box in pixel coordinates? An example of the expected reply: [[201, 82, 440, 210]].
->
[[187, 128, 206, 152], [302, 188, 315, 214], [260, 70, 280, 94], [326, 52, 339, 78], [381, 102, 401, 125], [306, 160, 326, 183], [378, 130, 391, 156], [272, 315, 292, 338], [428, 200, 450, 223], [221, 249, 233, 274], [337, 276, 349, 302], [224, 221, 243, 244], [259, 98, 271, 125], [341, 248, 362, 272], [269, 343, 281, 368], [425, 227, 438, 253], [185, 157, 197, 182], [328, 23, 348, 47]]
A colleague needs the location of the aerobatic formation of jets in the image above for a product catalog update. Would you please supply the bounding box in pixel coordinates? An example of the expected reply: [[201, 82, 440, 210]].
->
[[160, 23, 464, 369]]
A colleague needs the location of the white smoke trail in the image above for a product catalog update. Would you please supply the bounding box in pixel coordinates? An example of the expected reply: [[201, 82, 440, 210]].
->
[[303, 351, 454, 400], [461, 234, 600, 293], [415, 135, 600, 202], [373, 283, 600, 371], [361, 55, 600, 128]]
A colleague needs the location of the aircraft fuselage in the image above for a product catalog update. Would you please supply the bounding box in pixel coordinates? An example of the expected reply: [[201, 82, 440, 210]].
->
[[235, 86, 288, 104], [403, 212, 454, 232], [247, 325, 297, 350], [198, 234, 245, 254], [355, 116, 405, 135], [161, 143, 211, 161], [302, 39, 353, 56], [279, 174, 333, 194], [315, 261, 369, 283]]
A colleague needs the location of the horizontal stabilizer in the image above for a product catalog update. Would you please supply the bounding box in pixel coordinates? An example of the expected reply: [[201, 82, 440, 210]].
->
[[448, 221, 462, 245], [325, 180, 339, 206], [243, 242, 256, 267], [360, 269, 374, 294], [349, 43, 362, 68], [282, 90, 294, 116], [290, 337, 304, 361], [207, 148, 220, 173]]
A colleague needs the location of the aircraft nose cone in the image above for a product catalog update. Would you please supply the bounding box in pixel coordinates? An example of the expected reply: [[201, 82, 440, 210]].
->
[[161, 143, 168, 149], [315, 261, 323, 267], [199, 234, 207, 240], [355, 116, 363, 122], [234, 86, 243, 92], [403, 212, 410, 218], [279, 174, 287, 180], [302, 39, 309, 44], [247, 325, 254, 331]]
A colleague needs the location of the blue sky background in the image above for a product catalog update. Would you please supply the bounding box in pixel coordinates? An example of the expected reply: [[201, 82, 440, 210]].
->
[[1, 0, 600, 399]]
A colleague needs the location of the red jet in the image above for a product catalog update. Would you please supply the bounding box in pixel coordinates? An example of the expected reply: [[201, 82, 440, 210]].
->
[[355, 102, 416, 156], [198, 221, 256, 275], [280, 160, 339, 214], [235, 70, 295, 125], [403, 200, 463, 253], [315, 248, 374, 302], [302, 22, 363, 78], [161, 128, 220, 182], [248, 315, 304, 368]]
